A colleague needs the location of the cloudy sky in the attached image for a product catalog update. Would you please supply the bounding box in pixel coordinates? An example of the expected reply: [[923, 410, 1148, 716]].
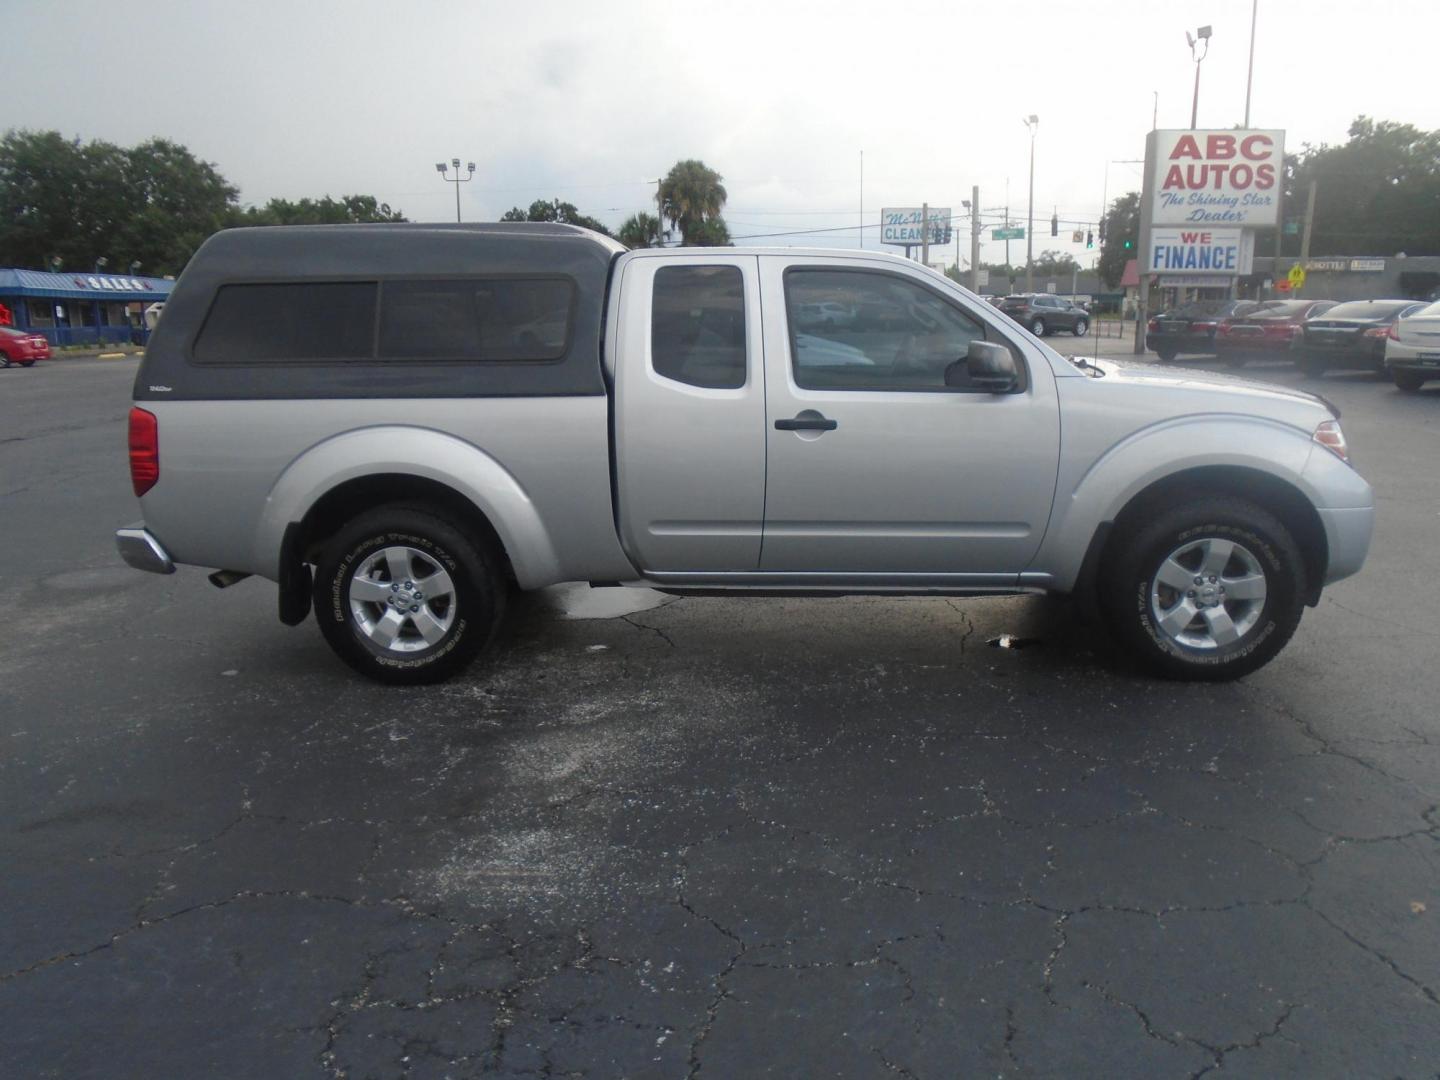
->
[[8, 0, 1438, 269]]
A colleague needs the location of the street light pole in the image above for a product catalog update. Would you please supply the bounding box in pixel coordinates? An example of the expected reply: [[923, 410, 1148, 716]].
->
[[435, 158, 476, 223], [1187, 26, 1212, 128], [1244, 0, 1258, 126], [1023, 115, 1039, 291]]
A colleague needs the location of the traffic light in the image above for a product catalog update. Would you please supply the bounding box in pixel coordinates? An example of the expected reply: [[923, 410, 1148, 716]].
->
[[1050, 212, 1058, 237], [1122, 238, 1135, 250], [1086, 230, 1094, 249]]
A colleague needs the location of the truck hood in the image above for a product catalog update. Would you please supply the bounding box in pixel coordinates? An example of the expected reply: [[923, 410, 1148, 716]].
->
[[1063, 355, 1340, 419]]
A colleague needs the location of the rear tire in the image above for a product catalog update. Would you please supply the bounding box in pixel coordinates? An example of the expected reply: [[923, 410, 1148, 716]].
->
[[1393, 370, 1426, 392], [1100, 496, 1306, 681], [1029, 317, 1048, 337], [1297, 355, 1327, 378], [312, 504, 505, 685], [1155, 347, 1178, 363]]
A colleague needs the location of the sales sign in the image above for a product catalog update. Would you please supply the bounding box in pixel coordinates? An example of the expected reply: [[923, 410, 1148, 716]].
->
[[1151, 129, 1284, 227], [1147, 227, 1254, 275], [881, 207, 952, 246]]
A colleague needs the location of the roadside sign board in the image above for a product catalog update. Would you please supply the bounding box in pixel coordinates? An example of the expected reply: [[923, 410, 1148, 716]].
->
[[992, 227, 1024, 240], [976, 269, 990, 286], [881, 207, 952, 246], [1151, 129, 1284, 227], [1288, 264, 1306, 289], [1147, 227, 1254, 275], [1350, 258, 1385, 272], [1158, 275, 1237, 288]]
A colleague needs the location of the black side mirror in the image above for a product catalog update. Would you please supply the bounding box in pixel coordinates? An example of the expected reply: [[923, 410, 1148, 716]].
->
[[959, 340, 1019, 392]]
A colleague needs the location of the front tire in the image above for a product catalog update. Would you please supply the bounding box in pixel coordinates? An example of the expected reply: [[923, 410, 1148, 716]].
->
[[1073, 318, 1089, 336], [1100, 496, 1306, 681], [313, 504, 505, 685]]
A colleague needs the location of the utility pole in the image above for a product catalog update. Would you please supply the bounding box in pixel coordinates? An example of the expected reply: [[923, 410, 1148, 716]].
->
[[859, 150, 863, 250], [970, 185, 981, 293], [1244, 0, 1258, 127], [1004, 177, 1011, 279], [1297, 180, 1318, 286], [1024, 116, 1039, 291], [1134, 130, 1158, 355], [920, 202, 930, 267]]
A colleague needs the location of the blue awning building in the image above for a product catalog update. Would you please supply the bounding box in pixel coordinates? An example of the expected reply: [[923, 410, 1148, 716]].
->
[[0, 269, 176, 346]]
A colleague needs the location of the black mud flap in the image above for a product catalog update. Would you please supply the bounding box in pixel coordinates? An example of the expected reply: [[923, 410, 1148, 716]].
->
[[278, 523, 313, 626]]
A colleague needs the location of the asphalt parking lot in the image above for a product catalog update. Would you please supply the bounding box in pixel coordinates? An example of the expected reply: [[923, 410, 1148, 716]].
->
[[2, 353, 1437, 1078]]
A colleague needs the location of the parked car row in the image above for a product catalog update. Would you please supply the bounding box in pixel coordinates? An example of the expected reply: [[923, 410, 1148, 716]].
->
[[1147, 297, 1439, 390], [0, 326, 52, 367]]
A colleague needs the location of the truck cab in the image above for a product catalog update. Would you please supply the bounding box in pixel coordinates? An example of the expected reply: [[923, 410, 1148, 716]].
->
[[117, 224, 1374, 685]]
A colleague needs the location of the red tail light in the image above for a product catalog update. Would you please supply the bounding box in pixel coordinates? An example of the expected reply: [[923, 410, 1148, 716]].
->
[[1363, 326, 1390, 339], [128, 407, 159, 497], [1387, 322, 1401, 341], [1147, 318, 1158, 332]]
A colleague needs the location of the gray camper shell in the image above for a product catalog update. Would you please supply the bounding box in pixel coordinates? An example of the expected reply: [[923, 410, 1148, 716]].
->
[[134, 222, 625, 402]]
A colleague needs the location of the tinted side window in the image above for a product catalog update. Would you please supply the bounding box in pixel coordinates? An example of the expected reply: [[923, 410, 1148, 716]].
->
[[193, 282, 376, 363], [378, 278, 573, 361], [785, 269, 987, 391], [651, 265, 746, 389]]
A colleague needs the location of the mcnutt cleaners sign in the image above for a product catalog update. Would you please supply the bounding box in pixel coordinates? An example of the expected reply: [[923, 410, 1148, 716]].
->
[[1152, 130, 1284, 227], [1147, 228, 1255, 276]]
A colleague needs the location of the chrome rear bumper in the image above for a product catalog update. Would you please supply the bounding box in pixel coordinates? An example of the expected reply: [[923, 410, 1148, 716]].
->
[[116, 526, 176, 574]]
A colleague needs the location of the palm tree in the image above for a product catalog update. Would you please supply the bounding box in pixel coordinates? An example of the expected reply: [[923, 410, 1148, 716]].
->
[[657, 160, 728, 246], [618, 212, 662, 249]]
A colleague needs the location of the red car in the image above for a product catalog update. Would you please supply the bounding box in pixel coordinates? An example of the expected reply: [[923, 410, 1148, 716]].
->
[[0, 326, 52, 367], [1213, 299, 1336, 366]]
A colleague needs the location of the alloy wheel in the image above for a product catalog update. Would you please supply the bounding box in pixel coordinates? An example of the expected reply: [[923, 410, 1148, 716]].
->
[[1149, 536, 1267, 650], [347, 545, 456, 652]]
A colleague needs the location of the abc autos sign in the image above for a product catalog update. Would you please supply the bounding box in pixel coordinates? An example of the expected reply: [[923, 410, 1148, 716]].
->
[[1151, 129, 1284, 227]]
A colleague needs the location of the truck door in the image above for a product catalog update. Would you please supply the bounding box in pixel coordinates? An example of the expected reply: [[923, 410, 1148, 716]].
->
[[613, 253, 766, 572], [758, 256, 1061, 577]]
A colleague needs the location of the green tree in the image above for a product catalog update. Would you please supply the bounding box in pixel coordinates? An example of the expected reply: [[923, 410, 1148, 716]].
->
[[1097, 192, 1140, 288], [499, 198, 612, 236], [618, 212, 662, 249], [234, 194, 406, 227], [1286, 116, 1440, 257], [0, 130, 237, 275], [1030, 249, 1081, 278], [657, 159, 729, 245]]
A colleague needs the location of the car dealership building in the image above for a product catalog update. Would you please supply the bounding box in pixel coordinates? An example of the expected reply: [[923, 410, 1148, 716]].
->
[[0, 268, 175, 346]]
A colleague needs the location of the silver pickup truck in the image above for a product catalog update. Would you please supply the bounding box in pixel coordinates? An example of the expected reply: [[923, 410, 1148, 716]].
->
[[115, 223, 1374, 684]]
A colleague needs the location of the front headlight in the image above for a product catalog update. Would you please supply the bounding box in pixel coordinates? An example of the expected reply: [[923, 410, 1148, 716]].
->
[[1313, 419, 1349, 463]]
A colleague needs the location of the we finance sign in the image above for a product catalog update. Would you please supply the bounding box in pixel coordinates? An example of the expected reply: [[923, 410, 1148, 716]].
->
[[1152, 130, 1283, 227], [1147, 228, 1254, 276]]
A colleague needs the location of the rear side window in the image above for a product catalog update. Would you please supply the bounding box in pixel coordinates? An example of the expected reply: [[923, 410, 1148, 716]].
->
[[193, 282, 376, 363], [378, 278, 573, 361], [651, 265, 747, 389]]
